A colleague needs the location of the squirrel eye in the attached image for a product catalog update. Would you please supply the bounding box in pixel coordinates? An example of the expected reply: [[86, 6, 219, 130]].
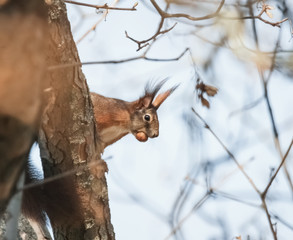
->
[[144, 114, 151, 121]]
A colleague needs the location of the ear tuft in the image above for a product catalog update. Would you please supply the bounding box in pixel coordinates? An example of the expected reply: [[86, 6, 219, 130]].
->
[[144, 78, 168, 98], [136, 78, 169, 109]]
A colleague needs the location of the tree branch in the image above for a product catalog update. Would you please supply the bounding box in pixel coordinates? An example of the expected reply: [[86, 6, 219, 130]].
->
[[64, 0, 137, 11], [262, 138, 293, 198], [150, 0, 225, 20], [126, 0, 225, 51], [125, 21, 177, 51], [47, 48, 189, 70]]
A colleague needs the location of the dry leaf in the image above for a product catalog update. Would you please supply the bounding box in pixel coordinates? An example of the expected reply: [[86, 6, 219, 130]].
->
[[204, 85, 218, 97], [196, 81, 218, 108], [196, 82, 218, 97], [201, 97, 210, 108]]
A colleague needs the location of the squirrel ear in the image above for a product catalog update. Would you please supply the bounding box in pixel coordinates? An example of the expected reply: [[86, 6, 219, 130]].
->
[[135, 96, 153, 109], [152, 85, 179, 109]]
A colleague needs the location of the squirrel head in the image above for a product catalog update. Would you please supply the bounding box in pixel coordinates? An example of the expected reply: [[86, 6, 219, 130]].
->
[[130, 79, 178, 142]]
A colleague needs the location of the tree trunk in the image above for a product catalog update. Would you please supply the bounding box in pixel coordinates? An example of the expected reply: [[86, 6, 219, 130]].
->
[[41, 0, 115, 239], [0, 0, 115, 239]]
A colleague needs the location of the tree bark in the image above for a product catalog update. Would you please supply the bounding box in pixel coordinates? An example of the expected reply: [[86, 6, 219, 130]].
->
[[40, 0, 115, 239]]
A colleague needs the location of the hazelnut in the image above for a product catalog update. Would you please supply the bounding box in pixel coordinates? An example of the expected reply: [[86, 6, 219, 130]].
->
[[135, 132, 148, 142]]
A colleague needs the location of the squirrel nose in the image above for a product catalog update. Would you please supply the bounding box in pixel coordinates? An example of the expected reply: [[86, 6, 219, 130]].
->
[[151, 132, 158, 138]]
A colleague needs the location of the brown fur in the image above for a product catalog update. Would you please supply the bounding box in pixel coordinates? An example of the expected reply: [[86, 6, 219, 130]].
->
[[91, 80, 177, 150], [22, 161, 83, 227]]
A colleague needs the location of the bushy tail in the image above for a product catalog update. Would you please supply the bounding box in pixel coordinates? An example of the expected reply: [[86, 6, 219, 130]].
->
[[22, 161, 83, 227]]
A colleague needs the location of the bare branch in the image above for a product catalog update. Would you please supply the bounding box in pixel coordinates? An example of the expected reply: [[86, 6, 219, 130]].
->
[[125, 22, 177, 51], [229, 2, 289, 27], [64, 0, 137, 11], [126, 0, 224, 51], [248, 1, 293, 196], [18, 157, 110, 193], [262, 199, 277, 240], [260, 54, 293, 195], [150, 0, 225, 21], [75, 0, 137, 44], [47, 48, 189, 70], [262, 138, 293, 198], [242, 15, 288, 28], [190, 109, 280, 240]]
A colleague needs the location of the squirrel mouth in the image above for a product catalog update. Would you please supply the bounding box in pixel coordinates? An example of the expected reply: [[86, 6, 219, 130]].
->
[[134, 131, 148, 142]]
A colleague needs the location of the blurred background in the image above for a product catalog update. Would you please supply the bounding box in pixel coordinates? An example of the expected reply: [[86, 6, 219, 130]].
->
[[36, 0, 293, 239]]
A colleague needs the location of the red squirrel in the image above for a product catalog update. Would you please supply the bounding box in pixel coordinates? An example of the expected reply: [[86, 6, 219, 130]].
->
[[91, 80, 177, 150], [22, 80, 177, 228]]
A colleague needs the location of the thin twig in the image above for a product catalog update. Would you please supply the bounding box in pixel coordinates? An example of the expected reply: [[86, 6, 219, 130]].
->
[[261, 70, 293, 194], [165, 193, 210, 240], [125, 22, 177, 51], [262, 199, 277, 240], [248, 3, 293, 237], [126, 0, 224, 51], [262, 138, 293, 198], [18, 158, 110, 192], [242, 15, 288, 27], [64, 0, 137, 11], [229, 96, 264, 118], [254, 6, 293, 194], [222, 1, 288, 27], [76, 0, 126, 44], [213, 190, 260, 208], [191, 108, 261, 194], [47, 48, 189, 70], [272, 213, 293, 231], [242, 2, 288, 28], [191, 108, 280, 239], [150, 0, 225, 21], [125, 6, 171, 51]]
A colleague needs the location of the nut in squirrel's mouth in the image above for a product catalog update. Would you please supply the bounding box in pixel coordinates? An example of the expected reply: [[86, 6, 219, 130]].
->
[[134, 131, 148, 142]]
